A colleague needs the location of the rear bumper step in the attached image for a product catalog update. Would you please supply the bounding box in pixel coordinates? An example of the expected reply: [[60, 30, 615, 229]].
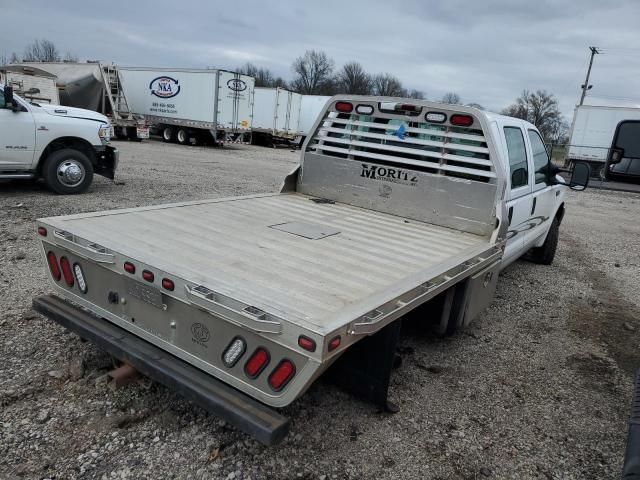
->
[[32, 295, 290, 445]]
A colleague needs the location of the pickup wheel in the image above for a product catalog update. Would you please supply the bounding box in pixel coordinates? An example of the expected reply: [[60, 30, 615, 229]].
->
[[176, 128, 189, 145], [530, 217, 559, 265], [42, 149, 94, 195], [162, 126, 175, 143]]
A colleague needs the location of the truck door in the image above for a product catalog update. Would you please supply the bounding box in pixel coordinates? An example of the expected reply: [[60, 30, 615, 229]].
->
[[502, 125, 532, 264], [524, 129, 557, 249], [0, 90, 36, 168], [607, 121, 640, 179]]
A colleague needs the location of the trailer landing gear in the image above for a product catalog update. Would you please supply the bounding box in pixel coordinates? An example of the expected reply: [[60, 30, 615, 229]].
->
[[328, 320, 402, 413]]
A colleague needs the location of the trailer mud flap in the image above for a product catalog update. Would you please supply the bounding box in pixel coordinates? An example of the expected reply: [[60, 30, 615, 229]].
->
[[327, 320, 402, 412], [32, 295, 290, 445]]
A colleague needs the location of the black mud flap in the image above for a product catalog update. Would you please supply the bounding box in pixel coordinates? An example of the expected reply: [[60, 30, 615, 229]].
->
[[327, 320, 402, 412], [94, 145, 118, 180], [32, 295, 290, 445]]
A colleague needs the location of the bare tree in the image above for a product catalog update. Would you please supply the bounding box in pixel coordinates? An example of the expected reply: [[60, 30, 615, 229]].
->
[[9, 52, 20, 64], [63, 51, 78, 63], [407, 89, 425, 99], [23, 39, 60, 62], [291, 50, 334, 95], [372, 73, 404, 96], [441, 92, 461, 104], [502, 90, 565, 142], [237, 63, 279, 88], [336, 61, 372, 95]]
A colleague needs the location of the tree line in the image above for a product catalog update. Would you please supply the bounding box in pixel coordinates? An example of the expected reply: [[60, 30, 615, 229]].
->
[[239, 49, 567, 142], [2, 41, 568, 142]]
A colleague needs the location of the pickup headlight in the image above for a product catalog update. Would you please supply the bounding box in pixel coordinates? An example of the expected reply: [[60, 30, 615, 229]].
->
[[98, 124, 111, 144]]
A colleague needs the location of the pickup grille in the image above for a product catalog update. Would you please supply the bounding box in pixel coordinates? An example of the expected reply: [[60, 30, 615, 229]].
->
[[306, 101, 495, 183]]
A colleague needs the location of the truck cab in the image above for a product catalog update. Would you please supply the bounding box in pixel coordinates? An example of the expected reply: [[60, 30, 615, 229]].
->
[[0, 85, 119, 194]]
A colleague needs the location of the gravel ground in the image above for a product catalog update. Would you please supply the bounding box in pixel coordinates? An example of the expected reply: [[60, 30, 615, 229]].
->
[[1, 140, 639, 480]]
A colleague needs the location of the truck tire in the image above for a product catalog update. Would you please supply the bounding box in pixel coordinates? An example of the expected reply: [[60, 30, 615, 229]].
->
[[176, 128, 189, 145], [162, 126, 175, 143], [529, 217, 559, 265], [42, 149, 94, 194]]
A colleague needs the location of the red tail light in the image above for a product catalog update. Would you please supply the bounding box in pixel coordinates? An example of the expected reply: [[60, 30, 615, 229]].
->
[[142, 270, 154, 282], [124, 262, 136, 274], [47, 251, 61, 281], [335, 101, 353, 113], [244, 348, 270, 378], [298, 335, 316, 352], [450, 114, 474, 127], [161, 278, 174, 291], [59, 256, 74, 287], [328, 335, 341, 352], [268, 360, 296, 391], [37, 226, 47, 237]]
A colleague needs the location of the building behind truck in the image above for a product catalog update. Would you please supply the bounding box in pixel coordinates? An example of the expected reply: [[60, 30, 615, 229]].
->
[[118, 67, 254, 146], [16, 62, 148, 140], [0, 65, 60, 104]]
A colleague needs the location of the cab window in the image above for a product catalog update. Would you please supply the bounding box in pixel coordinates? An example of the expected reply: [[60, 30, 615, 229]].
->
[[504, 127, 528, 188], [0, 91, 5, 109], [528, 130, 549, 184]]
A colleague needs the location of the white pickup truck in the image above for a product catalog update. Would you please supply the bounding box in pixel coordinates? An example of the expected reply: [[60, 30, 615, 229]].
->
[[32, 96, 589, 444], [0, 85, 118, 194]]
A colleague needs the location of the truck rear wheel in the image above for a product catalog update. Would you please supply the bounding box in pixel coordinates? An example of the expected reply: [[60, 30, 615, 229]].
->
[[176, 128, 189, 145], [529, 217, 559, 265], [42, 149, 94, 194], [162, 126, 175, 143]]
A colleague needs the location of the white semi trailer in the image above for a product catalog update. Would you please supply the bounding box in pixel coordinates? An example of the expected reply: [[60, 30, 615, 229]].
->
[[118, 68, 254, 146], [251, 87, 302, 146], [0, 65, 60, 104], [295, 95, 331, 144]]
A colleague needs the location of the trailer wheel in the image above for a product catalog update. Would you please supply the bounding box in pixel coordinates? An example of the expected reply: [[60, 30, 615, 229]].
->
[[176, 128, 189, 145], [162, 126, 175, 143], [42, 149, 94, 194], [529, 217, 559, 265]]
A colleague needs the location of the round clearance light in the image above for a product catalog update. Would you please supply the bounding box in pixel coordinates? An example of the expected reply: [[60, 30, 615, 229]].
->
[[73, 263, 88, 293], [37, 226, 48, 237], [425, 112, 446, 123], [355, 104, 374, 115], [222, 337, 246, 367]]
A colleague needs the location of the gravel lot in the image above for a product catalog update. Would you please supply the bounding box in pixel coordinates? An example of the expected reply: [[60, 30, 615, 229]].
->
[[1, 140, 639, 480]]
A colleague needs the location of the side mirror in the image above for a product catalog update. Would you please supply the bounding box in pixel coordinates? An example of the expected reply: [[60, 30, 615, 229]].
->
[[609, 148, 624, 165], [569, 162, 590, 191], [3, 86, 14, 108]]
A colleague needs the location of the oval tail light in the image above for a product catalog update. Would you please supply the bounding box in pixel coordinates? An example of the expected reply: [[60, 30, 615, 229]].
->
[[268, 360, 296, 391], [73, 263, 88, 293], [47, 251, 61, 281], [450, 114, 474, 127], [335, 101, 353, 113], [59, 256, 74, 287], [244, 348, 270, 379]]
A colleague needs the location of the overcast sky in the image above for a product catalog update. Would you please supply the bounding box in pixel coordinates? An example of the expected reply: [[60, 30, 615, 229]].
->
[[3, 0, 640, 118]]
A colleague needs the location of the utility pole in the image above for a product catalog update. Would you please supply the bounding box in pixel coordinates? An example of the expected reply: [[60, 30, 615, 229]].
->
[[579, 46, 600, 106]]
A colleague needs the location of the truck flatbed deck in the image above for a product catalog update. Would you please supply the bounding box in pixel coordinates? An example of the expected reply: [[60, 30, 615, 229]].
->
[[40, 192, 492, 334]]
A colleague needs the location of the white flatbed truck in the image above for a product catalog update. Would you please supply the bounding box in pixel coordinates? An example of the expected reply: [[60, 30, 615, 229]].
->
[[33, 96, 589, 444]]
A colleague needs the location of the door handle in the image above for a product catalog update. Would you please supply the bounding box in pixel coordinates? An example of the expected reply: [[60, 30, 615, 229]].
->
[[531, 197, 537, 215], [508, 206, 513, 225]]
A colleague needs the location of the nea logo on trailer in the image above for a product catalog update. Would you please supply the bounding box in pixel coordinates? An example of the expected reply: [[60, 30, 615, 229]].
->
[[149, 76, 180, 98]]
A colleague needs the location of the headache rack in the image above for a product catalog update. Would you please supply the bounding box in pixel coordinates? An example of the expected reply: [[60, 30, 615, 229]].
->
[[305, 98, 496, 183]]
